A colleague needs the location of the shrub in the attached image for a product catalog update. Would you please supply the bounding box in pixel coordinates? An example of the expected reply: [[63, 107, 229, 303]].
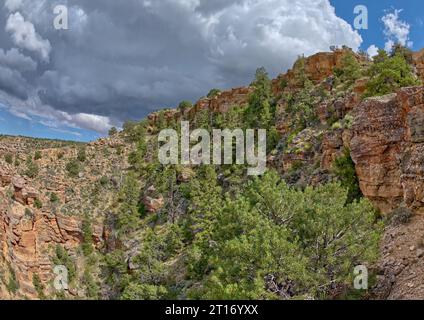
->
[[364, 51, 420, 97], [34, 198, 43, 209], [246, 67, 273, 128], [34, 151, 42, 160], [77, 147, 87, 162], [178, 100, 193, 111], [32, 274, 45, 299], [66, 160, 80, 178], [4, 153, 13, 164], [99, 176, 109, 186], [388, 206, 413, 226], [50, 193, 60, 203], [187, 171, 382, 299], [334, 148, 362, 203], [207, 89, 221, 98], [6, 266, 19, 295], [83, 269, 99, 299], [25, 157, 39, 179], [82, 213, 94, 256], [109, 127, 118, 136], [334, 50, 362, 89]]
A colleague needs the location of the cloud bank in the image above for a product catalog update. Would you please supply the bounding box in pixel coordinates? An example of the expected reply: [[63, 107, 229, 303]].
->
[[0, 0, 362, 134]]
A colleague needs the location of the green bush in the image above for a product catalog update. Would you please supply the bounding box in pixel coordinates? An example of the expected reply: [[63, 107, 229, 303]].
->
[[334, 50, 362, 90], [32, 274, 45, 299], [77, 147, 87, 162], [50, 192, 60, 203], [109, 127, 118, 136], [178, 100, 193, 111], [34, 151, 42, 160], [6, 266, 19, 295], [4, 153, 13, 164], [207, 89, 221, 98], [82, 213, 94, 257], [66, 160, 80, 178], [83, 269, 99, 299], [364, 51, 420, 97], [334, 148, 362, 203], [25, 157, 39, 178], [34, 198, 43, 209], [99, 176, 109, 186]]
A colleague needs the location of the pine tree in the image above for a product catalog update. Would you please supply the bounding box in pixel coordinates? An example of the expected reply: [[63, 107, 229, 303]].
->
[[116, 172, 141, 234], [247, 67, 273, 128], [365, 51, 420, 97], [334, 50, 362, 89]]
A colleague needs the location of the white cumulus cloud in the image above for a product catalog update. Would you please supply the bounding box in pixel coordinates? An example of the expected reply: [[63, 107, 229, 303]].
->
[[0, 0, 362, 135], [367, 45, 379, 58], [382, 9, 412, 52], [5, 12, 51, 62]]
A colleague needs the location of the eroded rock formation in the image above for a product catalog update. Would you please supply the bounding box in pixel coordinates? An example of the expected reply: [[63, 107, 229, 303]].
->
[[350, 87, 424, 214]]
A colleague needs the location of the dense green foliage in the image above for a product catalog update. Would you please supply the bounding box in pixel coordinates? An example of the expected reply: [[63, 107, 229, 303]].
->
[[109, 127, 118, 136], [95, 63, 384, 301], [364, 49, 420, 97], [334, 148, 362, 203], [66, 159, 80, 178], [4, 153, 13, 164], [77, 147, 87, 162], [334, 50, 363, 90], [207, 89, 221, 98], [103, 160, 381, 300], [34, 151, 42, 161], [32, 274, 45, 299], [178, 101, 193, 111], [25, 156, 39, 178]]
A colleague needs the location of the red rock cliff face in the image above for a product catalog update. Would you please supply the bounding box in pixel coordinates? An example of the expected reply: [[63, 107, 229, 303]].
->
[[0, 137, 126, 299], [350, 87, 424, 214], [0, 174, 103, 298]]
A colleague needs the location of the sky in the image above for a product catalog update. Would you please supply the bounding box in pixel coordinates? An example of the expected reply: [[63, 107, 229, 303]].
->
[[0, 0, 422, 142]]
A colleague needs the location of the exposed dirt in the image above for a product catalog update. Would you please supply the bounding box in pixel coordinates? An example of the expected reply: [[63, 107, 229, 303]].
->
[[373, 214, 424, 300]]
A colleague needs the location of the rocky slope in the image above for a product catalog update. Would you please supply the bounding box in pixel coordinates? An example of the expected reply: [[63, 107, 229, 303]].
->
[[2, 47, 424, 299], [0, 135, 131, 298]]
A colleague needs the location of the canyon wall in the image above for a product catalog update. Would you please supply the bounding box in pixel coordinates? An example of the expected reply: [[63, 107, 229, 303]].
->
[[350, 87, 424, 214]]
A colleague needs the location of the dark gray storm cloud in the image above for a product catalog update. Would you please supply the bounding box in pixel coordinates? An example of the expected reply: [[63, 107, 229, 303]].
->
[[0, 0, 362, 133]]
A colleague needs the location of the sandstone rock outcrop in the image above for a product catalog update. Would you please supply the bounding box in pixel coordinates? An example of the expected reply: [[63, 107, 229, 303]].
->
[[350, 87, 424, 214], [272, 48, 366, 94], [412, 48, 424, 82], [0, 134, 129, 299]]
